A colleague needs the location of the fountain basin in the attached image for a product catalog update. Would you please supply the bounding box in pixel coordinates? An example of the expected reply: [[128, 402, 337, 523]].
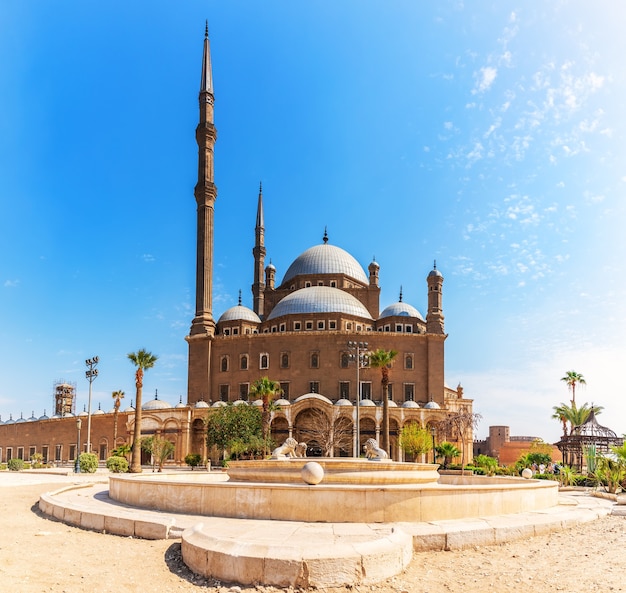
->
[[227, 458, 440, 484], [109, 469, 558, 523]]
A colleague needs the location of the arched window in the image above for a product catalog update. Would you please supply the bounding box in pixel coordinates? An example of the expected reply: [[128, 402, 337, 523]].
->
[[281, 353, 289, 368], [405, 354, 413, 370], [311, 353, 319, 368], [341, 353, 350, 368], [260, 353, 269, 369], [221, 356, 229, 372], [240, 355, 248, 370]]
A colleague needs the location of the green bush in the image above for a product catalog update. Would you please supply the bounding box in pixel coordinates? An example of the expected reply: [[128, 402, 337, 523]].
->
[[106, 455, 129, 473], [7, 458, 25, 471], [79, 452, 98, 473], [184, 453, 202, 470]]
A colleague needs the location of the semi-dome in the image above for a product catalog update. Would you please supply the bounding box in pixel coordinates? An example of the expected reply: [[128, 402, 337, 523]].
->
[[218, 305, 261, 324], [379, 301, 424, 321], [281, 243, 368, 285], [267, 286, 373, 320], [402, 401, 420, 409], [142, 397, 171, 411]]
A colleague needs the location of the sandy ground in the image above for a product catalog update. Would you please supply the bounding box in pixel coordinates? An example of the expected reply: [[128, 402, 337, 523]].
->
[[1, 472, 625, 593]]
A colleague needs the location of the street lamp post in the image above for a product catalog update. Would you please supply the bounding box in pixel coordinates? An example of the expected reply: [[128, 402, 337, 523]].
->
[[431, 426, 436, 464], [347, 341, 368, 458], [85, 356, 99, 454], [74, 417, 82, 473]]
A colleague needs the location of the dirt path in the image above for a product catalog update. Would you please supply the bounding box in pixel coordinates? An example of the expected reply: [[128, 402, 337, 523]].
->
[[1, 474, 625, 592]]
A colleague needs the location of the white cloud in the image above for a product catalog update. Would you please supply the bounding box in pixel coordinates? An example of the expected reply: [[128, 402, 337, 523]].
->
[[473, 66, 498, 94], [3, 279, 19, 288]]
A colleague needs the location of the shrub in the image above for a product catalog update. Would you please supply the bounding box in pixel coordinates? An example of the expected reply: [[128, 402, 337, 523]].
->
[[7, 458, 24, 471], [79, 452, 98, 473], [106, 455, 129, 473], [184, 453, 202, 470]]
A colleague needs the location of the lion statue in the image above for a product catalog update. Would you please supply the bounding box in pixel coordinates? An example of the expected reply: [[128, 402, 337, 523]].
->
[[271, 437, 299, 459], [363, 438, 388, 460], [294, 442, 307, 458]]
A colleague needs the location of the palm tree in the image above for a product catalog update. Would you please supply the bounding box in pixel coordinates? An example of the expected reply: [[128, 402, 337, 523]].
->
[[368, 348, 398, 455], [249, 376, 282, 454], [127, 349, 158, 473], [435, 441, 461, 469], [552, 401, 603, 435], [560, 371, 586, 406], [111, 390, 125, 444]]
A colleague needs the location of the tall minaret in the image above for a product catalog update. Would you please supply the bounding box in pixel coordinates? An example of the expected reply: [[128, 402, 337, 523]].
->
[[426, 260, 445, 334], [252, 183, 266, 317], [187, 24, 217, 403]]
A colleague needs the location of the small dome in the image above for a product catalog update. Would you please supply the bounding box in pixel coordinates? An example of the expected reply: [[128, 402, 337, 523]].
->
[[142, 397, 171, 411], [38, 412, 49, 420], [195, 400, 210, 408], [359, 399, 375, 407], [233, 400, 248, 406], [387, 400, 398, 407], [423, 401, 441, 409], [402, 401, 420, 409], [251, 399, 263, 407], [268, 286, 373, 320], [5, 414, 15, 424], [92, 406, 105, 415], [27, 412, 37, 422], [282, 243, 368, 285], [175, 397, 188, 409], [15, 413, 26, 423], [123, 404, 135, 412], [275, 398, 291, 406], [78, 409, 88, 417], [334, 398, 353, 406], [218, 305, 261, 324], [266, 262, 276, 271], [379, 301, 424, 321], [211, 401, 226, 407], [293, 393, 333, 406], [64, 412, 75, 418]]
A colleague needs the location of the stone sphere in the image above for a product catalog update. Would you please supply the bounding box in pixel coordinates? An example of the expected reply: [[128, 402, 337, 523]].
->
[[301, 461, 324, 485], [521, 468, 533, 479]]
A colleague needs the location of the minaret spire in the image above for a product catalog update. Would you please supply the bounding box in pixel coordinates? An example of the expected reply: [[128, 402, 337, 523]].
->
[[187, 24, 219, 404], [252, 182, 266, 316]]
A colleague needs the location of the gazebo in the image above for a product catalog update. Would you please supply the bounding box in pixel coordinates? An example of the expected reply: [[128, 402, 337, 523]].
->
[[556, 409, 623, 471]]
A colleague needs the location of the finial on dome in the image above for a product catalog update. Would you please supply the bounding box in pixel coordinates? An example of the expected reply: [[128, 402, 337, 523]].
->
[[205, 20, 209, 39], [399, 286, 403, 302], [154, 389, 158, 400], [433, 259, 437, 270], [238, 289, 242, 306], [259, 181, 262, 195], [323, 227, 328, 244]]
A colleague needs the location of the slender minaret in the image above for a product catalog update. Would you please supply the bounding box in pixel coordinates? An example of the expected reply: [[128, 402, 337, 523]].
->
[[252, 183, 266, 317], [187, 24, 218, 403], [426, 260, 445, 334]]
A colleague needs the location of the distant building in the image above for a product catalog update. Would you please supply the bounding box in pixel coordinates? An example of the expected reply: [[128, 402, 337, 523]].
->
[[474, 425, 560, 466]]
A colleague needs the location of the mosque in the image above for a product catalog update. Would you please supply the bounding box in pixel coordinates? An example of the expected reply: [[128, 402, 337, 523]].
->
[[0, 28, 474, 467]]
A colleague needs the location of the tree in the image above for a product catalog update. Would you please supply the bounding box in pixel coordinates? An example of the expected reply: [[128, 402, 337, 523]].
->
[[206, 403, 264, 460], [437, 411, 482, 474], [300, 408, 353, 457], [368, 348, 398, 455], [435, 441, 460, 469], [561, 370, 586, 406], [127, 349, 158, 473], [111, 389, 125, 444], [141, 435, 175, 472], [398, 423, 433, 460], [184, 453, 202, 470], [249, 376, 282, 454], [552, 402, 603, 435]]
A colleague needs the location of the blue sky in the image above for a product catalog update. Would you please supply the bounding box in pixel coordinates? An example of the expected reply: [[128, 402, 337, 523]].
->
[[1, 2, 624, 443]]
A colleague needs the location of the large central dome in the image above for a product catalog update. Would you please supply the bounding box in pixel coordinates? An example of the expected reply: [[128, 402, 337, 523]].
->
[[281, 243, 368, 286], [267, 286, 373, 320]]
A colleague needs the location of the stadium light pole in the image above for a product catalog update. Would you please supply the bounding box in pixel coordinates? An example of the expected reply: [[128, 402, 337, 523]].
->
[[85, 356, 99, 454], [347, 341, 368, 458]]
